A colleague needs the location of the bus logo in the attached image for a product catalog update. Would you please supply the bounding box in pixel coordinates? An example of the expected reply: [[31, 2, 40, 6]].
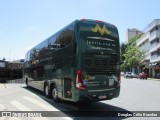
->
[[92, 24, 111, 36]]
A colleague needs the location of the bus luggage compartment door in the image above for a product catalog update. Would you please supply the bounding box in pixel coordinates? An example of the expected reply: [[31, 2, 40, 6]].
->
[[64, 77, 72, 98]]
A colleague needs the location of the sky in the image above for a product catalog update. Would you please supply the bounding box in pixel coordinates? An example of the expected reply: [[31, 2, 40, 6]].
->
[[0, 0, 159, 61]]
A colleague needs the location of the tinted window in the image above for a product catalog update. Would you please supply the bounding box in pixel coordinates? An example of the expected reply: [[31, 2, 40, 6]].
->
[[48, 23, 73, 50], [38, 40, 48, 56], [25, 51, 30, 62], [30, 40, 49, 58], [55, 30, 73, 46]]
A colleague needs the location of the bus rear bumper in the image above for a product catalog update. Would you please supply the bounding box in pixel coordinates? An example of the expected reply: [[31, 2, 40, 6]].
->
[[78, 87, 120, 102]]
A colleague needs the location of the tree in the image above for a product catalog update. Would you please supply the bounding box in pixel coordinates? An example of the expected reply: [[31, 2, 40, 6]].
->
[[120, 33, 144, 71], [121, 46, 144, 70], [120, 42, 127, 65]]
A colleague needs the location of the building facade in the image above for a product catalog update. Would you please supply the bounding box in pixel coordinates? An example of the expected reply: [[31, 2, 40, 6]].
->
[[0, 59, 24, 82], [136, 19, 160, 78]]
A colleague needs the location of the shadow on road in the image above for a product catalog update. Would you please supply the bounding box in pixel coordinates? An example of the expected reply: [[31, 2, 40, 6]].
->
[[23, 86, 132, 120]]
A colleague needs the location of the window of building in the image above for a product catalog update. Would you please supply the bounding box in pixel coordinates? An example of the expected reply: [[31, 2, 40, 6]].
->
[[150, 26, 159, 33], [151, 51, 157, 56], [157, 49, 160, 56], [150, 38, 159, 44]]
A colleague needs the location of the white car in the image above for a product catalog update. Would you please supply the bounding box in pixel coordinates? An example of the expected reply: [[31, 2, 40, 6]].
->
[[124, 72, 132, 78]]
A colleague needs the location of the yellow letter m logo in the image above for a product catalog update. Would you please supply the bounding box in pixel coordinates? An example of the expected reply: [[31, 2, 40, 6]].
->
[[92, 24, 111, 36]]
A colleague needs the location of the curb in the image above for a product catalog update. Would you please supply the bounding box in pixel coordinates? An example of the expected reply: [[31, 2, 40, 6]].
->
[[147, 78, 160, 81]]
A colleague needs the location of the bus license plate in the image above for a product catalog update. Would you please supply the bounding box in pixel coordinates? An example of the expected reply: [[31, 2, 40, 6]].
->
[[99, 95, 106, 99], [109, 79, 114, 86]]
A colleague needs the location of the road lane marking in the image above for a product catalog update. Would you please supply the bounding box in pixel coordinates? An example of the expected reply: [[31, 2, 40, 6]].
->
[[0, 104, 7, 110], [10, 100, 48, 120], [23, 96, 73, 120], [23, 96, 58, 111], [10, 100, 31, 111]]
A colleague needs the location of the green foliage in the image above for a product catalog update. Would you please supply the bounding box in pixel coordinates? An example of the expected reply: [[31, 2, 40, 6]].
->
[[126, 33, 143, 51], [120, 42, 127, 64], [120, 33, 144, 70], [121, 47, 144, 70]]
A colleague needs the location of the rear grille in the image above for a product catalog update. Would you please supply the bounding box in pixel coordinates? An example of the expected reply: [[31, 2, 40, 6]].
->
[[84, 56, 117, 75], [85, 69, 116, 75], [85, 58, 117, 67]]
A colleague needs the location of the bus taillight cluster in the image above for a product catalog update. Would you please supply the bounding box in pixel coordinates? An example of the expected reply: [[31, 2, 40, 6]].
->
[[75, 69, 86, 90]]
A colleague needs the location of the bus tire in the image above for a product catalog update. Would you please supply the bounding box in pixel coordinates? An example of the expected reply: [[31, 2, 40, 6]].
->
[[51, 85, 59, 102], [44, 83, 51, 98]]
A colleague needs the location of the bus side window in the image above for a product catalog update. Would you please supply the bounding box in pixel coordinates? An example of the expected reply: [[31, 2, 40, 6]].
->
[[25, 51, 30, 62], [55, 29, 73, 48], [63, 29, 73, 45], [55, 31, 67, 48], [48, 24, 73, 51], [48, 35, 57, 51]]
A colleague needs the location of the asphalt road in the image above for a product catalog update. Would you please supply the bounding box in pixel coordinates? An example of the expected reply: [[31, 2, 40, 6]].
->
[[0, 77, 160, 120]]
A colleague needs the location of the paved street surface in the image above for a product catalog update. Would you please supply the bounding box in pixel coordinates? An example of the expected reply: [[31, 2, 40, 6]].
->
[[106, 77, 160, 111], [0, 77, 160, 120]]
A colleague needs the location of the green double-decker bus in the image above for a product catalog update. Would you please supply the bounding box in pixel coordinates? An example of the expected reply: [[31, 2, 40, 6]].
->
[[24, 19, 121, 102]]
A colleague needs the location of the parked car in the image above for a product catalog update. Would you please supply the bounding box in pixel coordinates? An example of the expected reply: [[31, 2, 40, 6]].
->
[[132, 73, 137, 78], [137, 72, 147, 79], [124, 72, 132, 78]]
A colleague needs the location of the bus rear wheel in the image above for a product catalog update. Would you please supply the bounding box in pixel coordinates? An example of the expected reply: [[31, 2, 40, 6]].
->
[[44, 84, 49, 97], [51, 85, 59, 102], [44, 84, 51, 98]]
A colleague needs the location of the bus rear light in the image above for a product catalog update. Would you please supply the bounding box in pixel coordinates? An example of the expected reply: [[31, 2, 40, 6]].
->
[[96, 20, 103, 22], [81, 19, 103, 23], [81, 18, 85, 21], [75, 69, 86, 90]]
